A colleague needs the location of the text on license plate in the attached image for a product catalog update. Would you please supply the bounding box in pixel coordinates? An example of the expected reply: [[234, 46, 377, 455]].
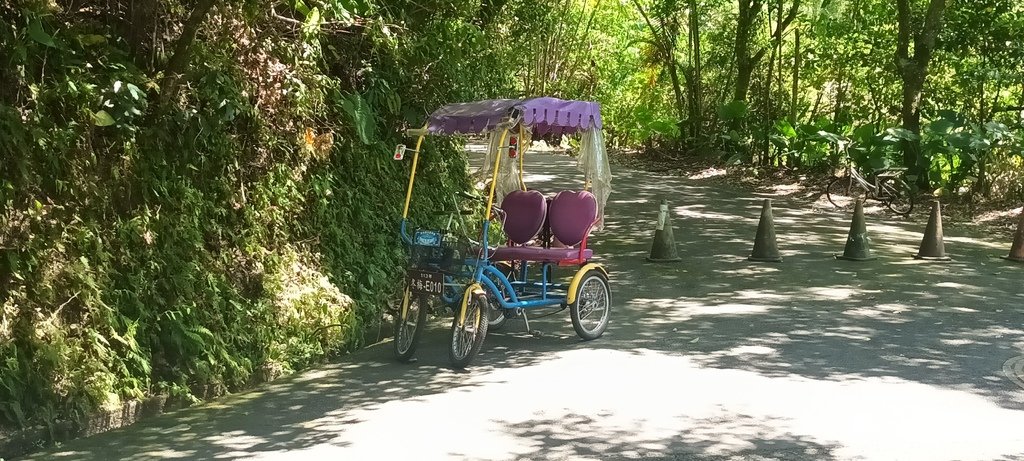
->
[[409, 269, 444, 295]]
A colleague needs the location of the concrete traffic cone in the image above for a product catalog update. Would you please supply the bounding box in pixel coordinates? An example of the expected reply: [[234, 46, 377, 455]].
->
[[1001, 208, 1024, 263], [914, 200, 951, 261], [749, 199, 782, 262], [835, 199, 877, 261], [647, 199, 682, 262]]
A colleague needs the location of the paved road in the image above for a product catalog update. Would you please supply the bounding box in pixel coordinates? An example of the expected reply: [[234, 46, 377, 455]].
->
[[21, 150, 1024, 461]]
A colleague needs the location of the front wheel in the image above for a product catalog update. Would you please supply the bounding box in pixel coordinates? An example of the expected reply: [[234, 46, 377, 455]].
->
[[881, 178, 914, 216], [393, 288, 429, 363], [826, 176, 867, 209], [449, 288, 489, 369], [569, 268, 611, 341]]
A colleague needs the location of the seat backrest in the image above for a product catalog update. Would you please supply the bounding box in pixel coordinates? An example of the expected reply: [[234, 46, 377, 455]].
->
[[500, 190, 547, 245], [548, 190, 598, 247]]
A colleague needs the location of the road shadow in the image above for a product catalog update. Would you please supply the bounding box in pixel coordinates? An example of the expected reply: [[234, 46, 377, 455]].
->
[[19, 149, 1024, 461]]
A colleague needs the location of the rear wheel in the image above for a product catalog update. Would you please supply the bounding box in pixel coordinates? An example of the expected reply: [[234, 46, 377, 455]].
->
[[449, 288, 489, 369], [826, 176, 867, 209], [393, 287, 429, 363], [881, 177, 914, 216], [569, 268, 611, 341], [486, 263, 515, 330]]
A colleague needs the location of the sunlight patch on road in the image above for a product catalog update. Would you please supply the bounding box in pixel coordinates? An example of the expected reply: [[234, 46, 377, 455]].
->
[[789, 325, 877, 342], [958, 325, 1024, 340], [730, 289, 789, 300], [626, 298, 774, 323], [723, 345, 778, 356], [842, 305, 912, 323], [268, 348, 1024, 461], [676, 205, 743, 221], [940, 338, 983, 346], [687, 167, 727, 180], [803, 286, 861, 300], [944, 235, 1006, 249], [714, 266, 781, 276]]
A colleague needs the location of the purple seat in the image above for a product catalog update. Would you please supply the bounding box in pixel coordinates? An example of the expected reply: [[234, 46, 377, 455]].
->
[[491, 190, 598, 264], [548, 190, 598, 246], [500, 190, 547, 245]]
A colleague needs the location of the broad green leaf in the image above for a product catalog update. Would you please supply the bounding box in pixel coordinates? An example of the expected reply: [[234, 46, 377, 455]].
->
[[882, 127, 919, 142], [78, 34, 107, 46], [774, 120, 797, 138], [852, 124, 876, 143], [93, 110, 115, 126], [946, 132, 972, 149], [928, 118, 956, 134], [339, 93, 376, 145], [815, 130, 846, 145], [28, 19, 56, 47], [718, 100, 748, 121], [126, 83, 142, 100], [303, 6, 321, 34]]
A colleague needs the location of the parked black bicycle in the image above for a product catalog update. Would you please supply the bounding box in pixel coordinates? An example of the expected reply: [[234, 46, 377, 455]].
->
[[826, 154, 915, 216]]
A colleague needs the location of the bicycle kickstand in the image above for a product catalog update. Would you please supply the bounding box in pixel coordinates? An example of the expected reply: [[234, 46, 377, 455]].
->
[[519, 309, 543, 338]]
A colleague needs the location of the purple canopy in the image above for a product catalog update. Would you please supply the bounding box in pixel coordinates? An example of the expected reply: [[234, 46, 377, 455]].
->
[[425, 97, 602, 136]]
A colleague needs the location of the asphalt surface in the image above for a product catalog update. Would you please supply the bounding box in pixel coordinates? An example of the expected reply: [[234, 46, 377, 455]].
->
[[19, 148, 1024, 461]]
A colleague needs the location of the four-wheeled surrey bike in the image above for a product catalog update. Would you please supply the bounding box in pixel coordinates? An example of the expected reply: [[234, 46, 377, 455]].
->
[[392, 97, 613, 368]]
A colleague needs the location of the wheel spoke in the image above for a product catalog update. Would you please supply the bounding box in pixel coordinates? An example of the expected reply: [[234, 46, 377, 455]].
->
[[577, 278, 608, 332]]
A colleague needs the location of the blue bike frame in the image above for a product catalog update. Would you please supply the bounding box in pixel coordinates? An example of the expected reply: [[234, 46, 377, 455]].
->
[[399, 123, 572, 317]]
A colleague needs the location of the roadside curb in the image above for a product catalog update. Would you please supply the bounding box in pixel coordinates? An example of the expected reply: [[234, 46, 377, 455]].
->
[[2, 323, 388, 460], [1, 394, 180, 460]]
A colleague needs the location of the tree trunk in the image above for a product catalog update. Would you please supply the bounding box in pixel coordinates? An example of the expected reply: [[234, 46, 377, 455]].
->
[[834, 64, 847, 124], [895, 0, 951, 181], [686, 0, 703, 139], [129, 0, 160, 69], [734, 0, 798, 104], [733, 0, 764, 103], [791, 28, 800, 123], [667, 58, 687, 124], [160, 0, 218, 103]]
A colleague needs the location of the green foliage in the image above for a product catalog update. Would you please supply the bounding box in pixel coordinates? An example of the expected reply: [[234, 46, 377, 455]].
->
[[0, 0, 509, 432], [718, 100, 750, 122], [338, 93, 377, 145]]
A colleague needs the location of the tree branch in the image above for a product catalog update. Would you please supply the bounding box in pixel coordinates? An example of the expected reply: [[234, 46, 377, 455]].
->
[[159, 0, 217, 102], [772, 0, 800, 39], [895, 0, 912, 64], [629, 0, 673, 58], [914, 0, 951, 62]]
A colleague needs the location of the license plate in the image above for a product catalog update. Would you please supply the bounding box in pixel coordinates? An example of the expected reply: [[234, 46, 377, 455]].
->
[[408, 269, 444, 296]]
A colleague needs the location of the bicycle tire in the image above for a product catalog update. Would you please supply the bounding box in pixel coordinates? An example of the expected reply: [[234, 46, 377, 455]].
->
[[569, 268, 611, 341], [393, 288, 429, 363], [449, 289, 489, 369], [881, 177, 915, 216], [826, 176, 868, 208]]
